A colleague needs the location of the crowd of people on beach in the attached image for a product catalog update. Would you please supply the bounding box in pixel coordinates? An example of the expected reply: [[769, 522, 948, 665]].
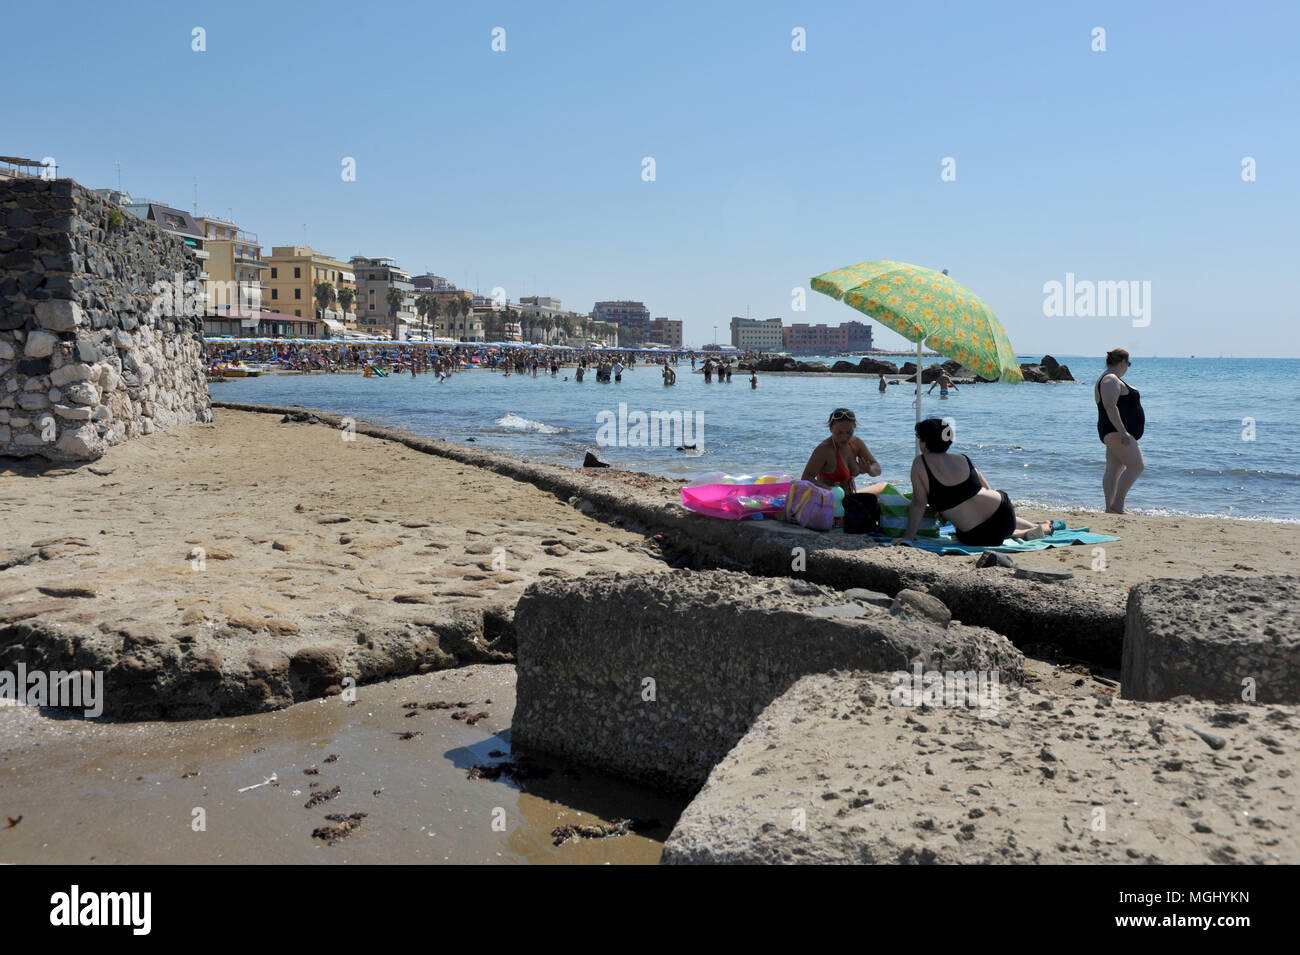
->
[[205, 338, 1146, 522]]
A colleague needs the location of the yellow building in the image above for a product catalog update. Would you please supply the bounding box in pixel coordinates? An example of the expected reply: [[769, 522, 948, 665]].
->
[[196, 216, 268, 317], [264, 246, 356, 329]]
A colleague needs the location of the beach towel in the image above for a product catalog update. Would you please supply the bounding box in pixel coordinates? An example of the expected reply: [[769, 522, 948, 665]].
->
[[874, 483, 942, 538], [873, 526, 1120, 555]]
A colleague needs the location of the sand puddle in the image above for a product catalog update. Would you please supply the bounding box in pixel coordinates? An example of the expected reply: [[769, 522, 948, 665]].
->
[[0, 664, 684, 865]]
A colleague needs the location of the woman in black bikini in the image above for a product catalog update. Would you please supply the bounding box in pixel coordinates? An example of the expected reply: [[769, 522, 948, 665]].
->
[[900, 418, 1056, 545], [1095, 347, 1145, 514]]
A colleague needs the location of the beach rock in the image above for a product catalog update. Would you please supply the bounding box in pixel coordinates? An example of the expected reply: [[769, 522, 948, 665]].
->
[[797, 361, 831, 373], [1019, 363, 1051, 383], [513, 569, 1021, 794], [582, 450, 610, 468], [903, 362, 947, 384], [831, 360, 859, 374], [1040, 355, 1075, 382], [843, 587, 893, 607], [891, 589, 952, 627], [1122, 575, 1300, 703], [858, 358, 899, 375], [1014, 567, 1074, 583], [290, 646, 346, 696], [975, 552, 1015, 569]]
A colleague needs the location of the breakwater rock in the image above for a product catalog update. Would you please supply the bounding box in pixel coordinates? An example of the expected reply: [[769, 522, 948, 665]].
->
[[1019, 355, 1075, 383], [512, 569, 1023, 795], [0, 178, 212, 460]]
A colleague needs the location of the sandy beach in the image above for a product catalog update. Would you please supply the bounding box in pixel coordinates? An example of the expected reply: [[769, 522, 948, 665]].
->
[[2, 407, 1298, 864]]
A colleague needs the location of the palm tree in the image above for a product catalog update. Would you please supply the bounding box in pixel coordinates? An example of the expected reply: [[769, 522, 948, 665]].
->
[[337, 286, 355, 326], [386, 287, 404, 341], [453, 295, 467, 339], [537, 316, 553, 344], [415, 294, 431, 338], [314, 281, 336, 332]]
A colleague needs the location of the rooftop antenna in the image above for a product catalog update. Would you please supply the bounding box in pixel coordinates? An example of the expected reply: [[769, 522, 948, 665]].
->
[[115, 160, 121, 192], [193, 177, 198, 216]]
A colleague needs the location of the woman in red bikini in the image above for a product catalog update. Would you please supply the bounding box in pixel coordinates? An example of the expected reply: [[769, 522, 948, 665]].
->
[[801, 408, 885, 494]]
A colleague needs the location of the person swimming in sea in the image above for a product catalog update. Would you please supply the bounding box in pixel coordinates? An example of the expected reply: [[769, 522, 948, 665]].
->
[[1095, 347, 1145, 514], [878, 373, 887, 393], [899, 418, 1058, 545], [927, 372, 958, 397], [750, 372, 757, 389], [801, 408, 883, 495]]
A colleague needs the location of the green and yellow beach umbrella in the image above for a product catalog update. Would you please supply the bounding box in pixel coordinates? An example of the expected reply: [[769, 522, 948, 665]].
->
[[811, 260, 1022, 423]]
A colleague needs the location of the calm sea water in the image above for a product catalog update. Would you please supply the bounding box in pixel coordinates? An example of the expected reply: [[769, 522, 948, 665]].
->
[[220, 357, 1300, 522]]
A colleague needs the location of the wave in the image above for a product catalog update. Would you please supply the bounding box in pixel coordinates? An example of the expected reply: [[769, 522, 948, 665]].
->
[[1178, 468, 1300, 483], [494, 413, 574, 435], [1011, 498, 1300, 525]]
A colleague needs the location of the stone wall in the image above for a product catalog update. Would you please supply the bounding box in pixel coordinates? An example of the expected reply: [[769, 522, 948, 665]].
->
[[0, 177, 212, 460]]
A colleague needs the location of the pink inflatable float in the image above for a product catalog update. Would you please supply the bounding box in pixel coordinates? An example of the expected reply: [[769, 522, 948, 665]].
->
[[680, 472, 793, 520]]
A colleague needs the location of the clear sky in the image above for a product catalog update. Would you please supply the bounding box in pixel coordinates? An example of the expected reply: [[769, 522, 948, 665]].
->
[[4, 0, 1296, 356]]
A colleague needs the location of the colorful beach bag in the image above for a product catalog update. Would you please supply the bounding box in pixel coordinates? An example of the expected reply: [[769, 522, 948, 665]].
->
[[783, 480, 836, 531], [875, 483, 942, 538]]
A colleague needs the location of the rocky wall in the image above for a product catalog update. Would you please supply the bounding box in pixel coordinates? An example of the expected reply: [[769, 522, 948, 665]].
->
[[0, 177, 212, 460]]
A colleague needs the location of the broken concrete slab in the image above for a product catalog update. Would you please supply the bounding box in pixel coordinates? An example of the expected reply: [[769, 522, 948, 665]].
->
[[512, 569, 1023, 795], [1122, 575, 1300, 703], [661, 671, 1300, 864]]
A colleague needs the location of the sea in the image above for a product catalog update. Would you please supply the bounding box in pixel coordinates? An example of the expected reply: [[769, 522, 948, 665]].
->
[[218, 356, 1300, 523]]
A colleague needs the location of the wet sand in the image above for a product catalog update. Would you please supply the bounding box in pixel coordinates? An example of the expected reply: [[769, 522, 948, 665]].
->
[[0, 665, 684, 864]]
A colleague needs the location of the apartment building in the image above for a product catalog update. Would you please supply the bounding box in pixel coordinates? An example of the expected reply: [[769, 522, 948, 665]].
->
[[647, 316, 684, 348], [195, 215, 268, 318], [730, 316, 783, 351], [592, 300, 649, 337], [351, 256, 416, 339], [264, 246, 355, 329]]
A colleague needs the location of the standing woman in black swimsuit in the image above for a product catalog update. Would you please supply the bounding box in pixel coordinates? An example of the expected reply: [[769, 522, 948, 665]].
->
[[1095, 347, 1145, 514]]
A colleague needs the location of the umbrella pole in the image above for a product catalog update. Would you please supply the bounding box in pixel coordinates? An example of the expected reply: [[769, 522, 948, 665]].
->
[[915, 338, 923, 450]]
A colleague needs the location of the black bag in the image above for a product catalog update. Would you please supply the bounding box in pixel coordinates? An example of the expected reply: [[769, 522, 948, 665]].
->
[[842, 491, 881, 534]]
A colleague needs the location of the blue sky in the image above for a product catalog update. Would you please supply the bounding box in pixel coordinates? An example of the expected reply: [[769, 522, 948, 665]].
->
[[4, 0, 1296, 355]]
